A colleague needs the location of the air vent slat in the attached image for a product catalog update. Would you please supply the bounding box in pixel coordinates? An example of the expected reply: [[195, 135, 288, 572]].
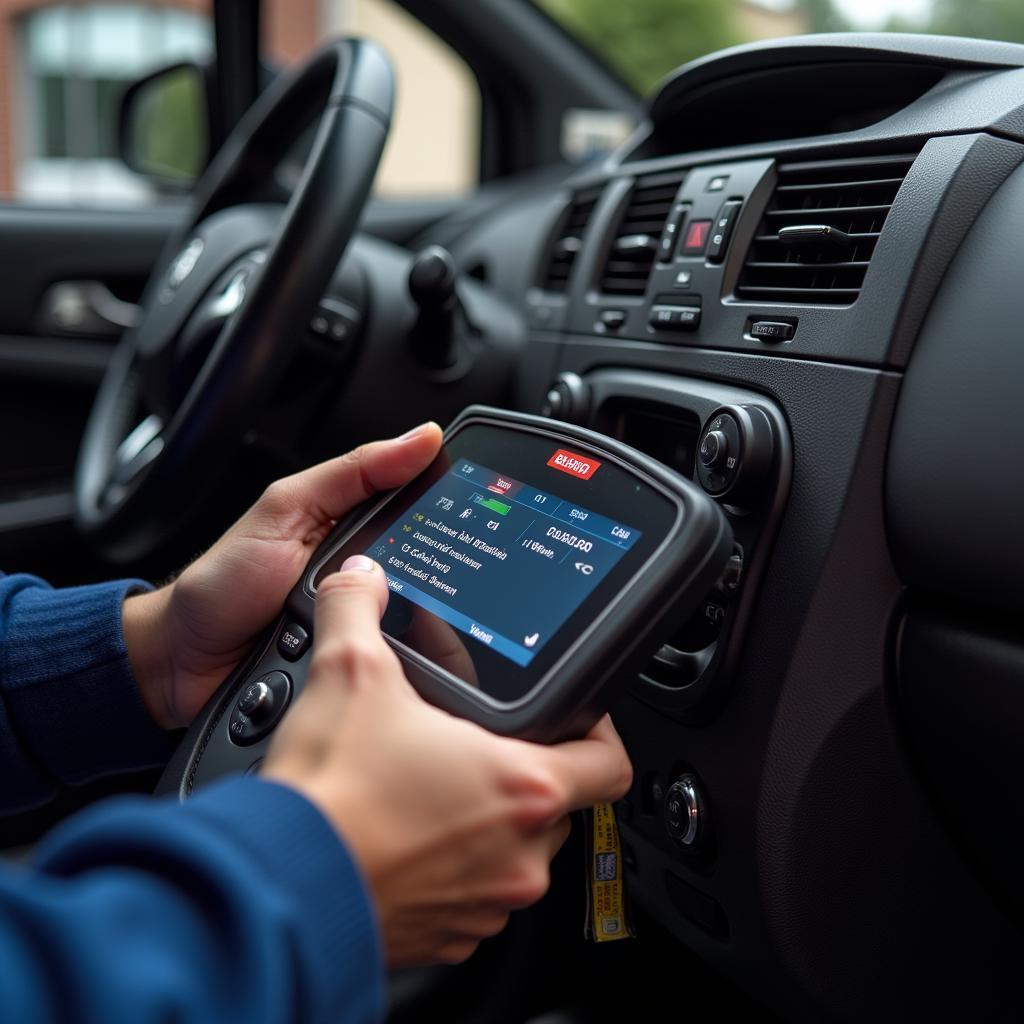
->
[[736, 154, 915, 306], [599, 173, 683, 296], [745, 260, 871, 270], [774, 176, 905, 192], [539, 188, 601, 293], [765, 204, 892, 217]]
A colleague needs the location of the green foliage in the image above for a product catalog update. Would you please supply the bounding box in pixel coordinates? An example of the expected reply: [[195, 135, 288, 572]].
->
[[922, 0, 1024, 42], [539, 0, 743, 94], [537, 0, 854, 96], [798, 0, 851, 33]]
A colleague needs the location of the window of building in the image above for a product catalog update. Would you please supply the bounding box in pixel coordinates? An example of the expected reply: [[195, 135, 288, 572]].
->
[[6, 2, 211, 206]]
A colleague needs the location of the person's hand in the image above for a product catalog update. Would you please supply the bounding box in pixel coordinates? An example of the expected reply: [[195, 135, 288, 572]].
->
[[123, 423, 443, 729], [263, 555, 633, 967]]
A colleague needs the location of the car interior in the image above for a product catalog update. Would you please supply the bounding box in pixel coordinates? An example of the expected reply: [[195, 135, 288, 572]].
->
[[2, 0, 1023, 1020]]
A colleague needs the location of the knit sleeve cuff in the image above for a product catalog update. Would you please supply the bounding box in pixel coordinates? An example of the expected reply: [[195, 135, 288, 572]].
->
[[0, 576, 176, 786]]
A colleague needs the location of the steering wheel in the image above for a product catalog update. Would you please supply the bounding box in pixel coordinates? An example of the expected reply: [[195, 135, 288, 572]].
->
[[74, 39, 394, 562]]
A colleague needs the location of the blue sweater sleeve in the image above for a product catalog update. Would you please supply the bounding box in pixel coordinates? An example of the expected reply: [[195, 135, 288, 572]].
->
[[0, 572, 175, 813], [0, 776, 385, 1023]]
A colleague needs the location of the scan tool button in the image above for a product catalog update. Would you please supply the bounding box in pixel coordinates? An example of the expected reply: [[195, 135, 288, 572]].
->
[[229, 671, 293, 747], [277, 623, 310, 661]]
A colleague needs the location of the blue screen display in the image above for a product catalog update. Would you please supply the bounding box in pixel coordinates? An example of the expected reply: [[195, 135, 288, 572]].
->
[[364, 459, 642, 668]]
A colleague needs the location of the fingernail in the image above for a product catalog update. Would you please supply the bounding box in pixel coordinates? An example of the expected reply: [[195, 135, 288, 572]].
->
[[340, 555, 377, 573], [399, 422, 434, 441]]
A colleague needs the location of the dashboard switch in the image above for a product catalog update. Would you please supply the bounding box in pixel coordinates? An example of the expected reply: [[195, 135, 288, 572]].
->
[[749, 320, 795, 342], [665, 773, 705, 847], [681, 219, 712, 256], [598, 309, 627, 332], [707, 200, 742, 262], [658, 202, 690, 261], [649, 304, 701, 331]]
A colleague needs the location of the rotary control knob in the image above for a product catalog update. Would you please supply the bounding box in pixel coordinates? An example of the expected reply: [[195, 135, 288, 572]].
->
[[664, 773, 705, 848], [540, 372, 590, 424], [696, 405, 774, 507], [228, 671, 293, 746], [699, 429, 729, 470], [237, 679, 274, 723]]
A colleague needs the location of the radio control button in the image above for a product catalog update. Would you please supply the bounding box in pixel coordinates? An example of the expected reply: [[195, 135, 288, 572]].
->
[[649, 304, 701, 331]]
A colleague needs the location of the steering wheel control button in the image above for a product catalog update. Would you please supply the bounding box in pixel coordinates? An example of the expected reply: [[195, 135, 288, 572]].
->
[[706, 200, 742, 263], [228, 671, 293, 747], [749, 319, 795, 343], [649, 304, 701, 332], [665, 774, 705, 848], [699, 430, 729, 470], [277, 623, 311, 661]]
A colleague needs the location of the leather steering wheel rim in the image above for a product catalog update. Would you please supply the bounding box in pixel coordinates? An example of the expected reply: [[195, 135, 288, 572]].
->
[[74, 39, 394, 562]]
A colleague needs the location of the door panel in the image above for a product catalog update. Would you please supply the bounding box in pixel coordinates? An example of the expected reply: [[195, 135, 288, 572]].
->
[[0, 205, 183, 582]]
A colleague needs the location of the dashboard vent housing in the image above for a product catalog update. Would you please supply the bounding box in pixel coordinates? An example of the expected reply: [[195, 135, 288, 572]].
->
[[736, 155, 915, 304], [599, 172, 683, 295], [540, 189, 601, 292]]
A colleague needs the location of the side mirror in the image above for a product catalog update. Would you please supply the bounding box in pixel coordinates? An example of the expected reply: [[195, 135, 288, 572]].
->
[[119, 62, 210, 190]]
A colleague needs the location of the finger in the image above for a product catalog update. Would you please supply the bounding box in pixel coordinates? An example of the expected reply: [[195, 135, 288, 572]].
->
[[261, 423, 443, 530], [544, 815, 572, 858], [311, 556, 398, 686], [537, 715, 633, 811], [404, 608, 478, 686]]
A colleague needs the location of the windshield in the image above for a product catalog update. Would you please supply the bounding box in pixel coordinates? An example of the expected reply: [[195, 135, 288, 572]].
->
[[535, 0, 1024, 95]]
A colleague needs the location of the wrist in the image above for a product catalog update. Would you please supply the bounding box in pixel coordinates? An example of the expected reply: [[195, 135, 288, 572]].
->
[[123, 585, 178, 730]]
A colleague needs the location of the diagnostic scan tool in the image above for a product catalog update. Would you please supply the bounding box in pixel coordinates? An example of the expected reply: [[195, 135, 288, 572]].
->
[[160, 408, 733, 794]]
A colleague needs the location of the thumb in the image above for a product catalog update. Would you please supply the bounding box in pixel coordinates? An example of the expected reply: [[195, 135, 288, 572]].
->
[[312, 555, 396, 688]]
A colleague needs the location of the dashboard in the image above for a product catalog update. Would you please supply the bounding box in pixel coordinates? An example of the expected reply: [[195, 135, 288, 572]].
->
[[417, 33, 1024, 1023]]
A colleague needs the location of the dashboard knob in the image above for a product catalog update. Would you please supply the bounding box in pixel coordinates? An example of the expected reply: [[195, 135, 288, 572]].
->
[[696, 405, 774, 508], [540, 372, 590, 424], [665, 773, 705, 848], [699, 429, 729, 469]]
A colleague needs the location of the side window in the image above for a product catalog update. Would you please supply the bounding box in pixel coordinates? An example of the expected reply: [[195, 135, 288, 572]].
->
[[263, 0, 480, 197], [2, 2, 212, 207]]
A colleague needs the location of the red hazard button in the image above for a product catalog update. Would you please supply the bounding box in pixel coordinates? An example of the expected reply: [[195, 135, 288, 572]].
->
[[681, 218, 712, 255]]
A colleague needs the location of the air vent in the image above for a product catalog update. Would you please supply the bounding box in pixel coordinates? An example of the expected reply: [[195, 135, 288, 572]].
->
[[736, 155, 915, 304], [599, 172, 683, 295], [540, 189, 601, 292]]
